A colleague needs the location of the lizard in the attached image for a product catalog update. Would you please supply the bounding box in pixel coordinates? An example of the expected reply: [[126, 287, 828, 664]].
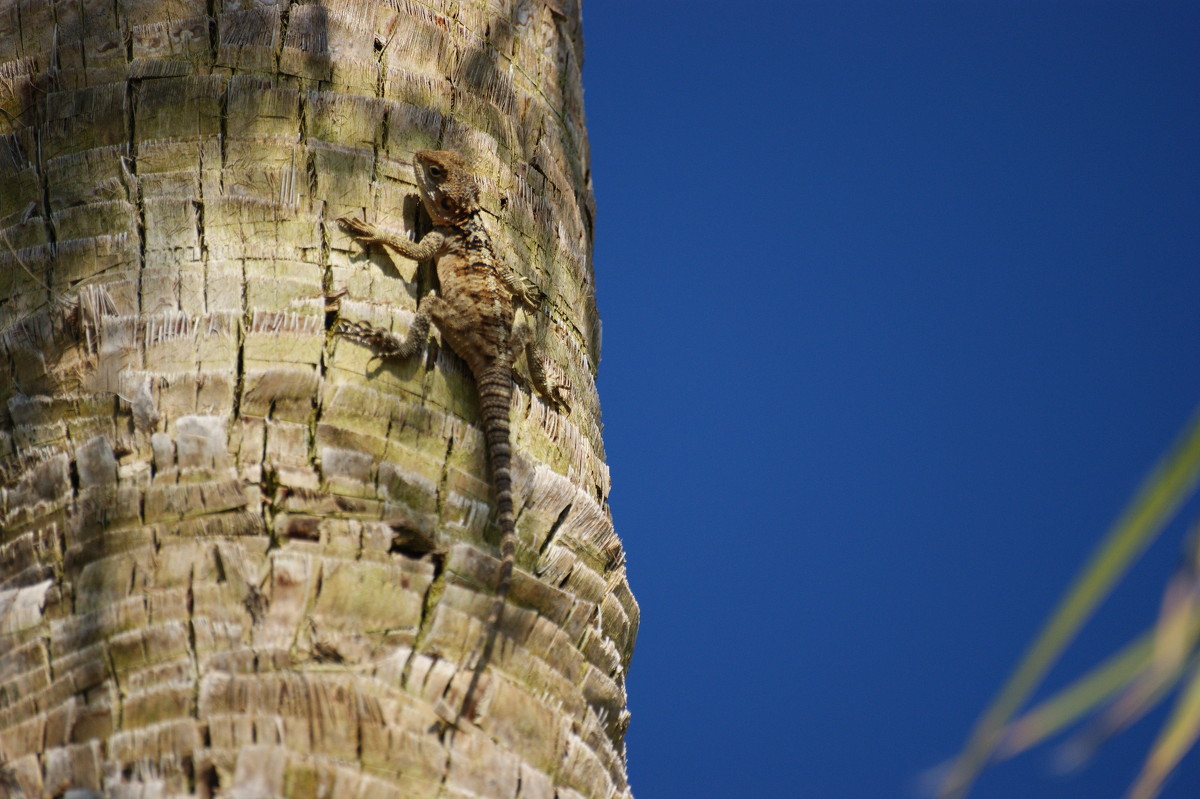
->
[[335, 149, 570, 728]]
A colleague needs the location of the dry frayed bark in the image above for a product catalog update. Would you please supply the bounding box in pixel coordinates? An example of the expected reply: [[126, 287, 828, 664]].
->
[[0, 1, 634, 797]]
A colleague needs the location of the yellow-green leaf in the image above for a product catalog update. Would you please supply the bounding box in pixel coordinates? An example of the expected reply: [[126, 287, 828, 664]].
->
[[1128, 658, 1200, 799], [938, 405, 1200, 799]]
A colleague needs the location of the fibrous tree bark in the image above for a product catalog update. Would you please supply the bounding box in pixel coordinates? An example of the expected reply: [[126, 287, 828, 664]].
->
[[0, 1, 636, 797]]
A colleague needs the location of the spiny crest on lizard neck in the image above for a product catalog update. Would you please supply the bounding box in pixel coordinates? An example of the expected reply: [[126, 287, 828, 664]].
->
[[414, 150, 481, 225]]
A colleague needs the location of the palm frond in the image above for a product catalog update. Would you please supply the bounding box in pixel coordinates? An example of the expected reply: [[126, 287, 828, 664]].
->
[[937, 405, 1200, 799]]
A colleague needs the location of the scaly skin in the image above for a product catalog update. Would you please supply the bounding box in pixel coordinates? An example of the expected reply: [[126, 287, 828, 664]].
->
[[337, 150, 569, 728]]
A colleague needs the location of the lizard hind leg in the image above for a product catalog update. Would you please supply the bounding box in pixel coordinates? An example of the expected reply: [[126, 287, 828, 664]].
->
[[511, 323, 571, 411], [336, 293, 449, 360]]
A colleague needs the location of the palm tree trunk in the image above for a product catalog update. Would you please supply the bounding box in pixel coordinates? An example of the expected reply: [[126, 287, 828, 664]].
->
[[0, 1, 635, 797]]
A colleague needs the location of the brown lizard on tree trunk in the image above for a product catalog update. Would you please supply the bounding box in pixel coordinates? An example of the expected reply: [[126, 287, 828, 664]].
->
[[336, 150, 569, 728]]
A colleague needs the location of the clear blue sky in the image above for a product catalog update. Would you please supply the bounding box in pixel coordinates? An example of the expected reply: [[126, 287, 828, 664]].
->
[[580, 3, 1200, 798]]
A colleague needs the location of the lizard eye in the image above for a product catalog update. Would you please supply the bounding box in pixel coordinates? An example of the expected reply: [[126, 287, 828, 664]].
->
[[429, 165, 444, 179]]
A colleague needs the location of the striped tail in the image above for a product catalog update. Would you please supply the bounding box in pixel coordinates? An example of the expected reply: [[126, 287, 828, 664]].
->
[[458, 361, 516, 724]]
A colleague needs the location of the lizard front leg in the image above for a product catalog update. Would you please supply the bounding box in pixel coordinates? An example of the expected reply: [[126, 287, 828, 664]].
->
[[511, 322, 571, 410], [337, 294, 450, 360], [338, 216, 446, 262], [499, 265, 545, 309]]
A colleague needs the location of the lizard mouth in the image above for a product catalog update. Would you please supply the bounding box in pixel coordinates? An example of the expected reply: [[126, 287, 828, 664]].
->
[[412, 158, 443, 219], [413, 159, 433, 198]]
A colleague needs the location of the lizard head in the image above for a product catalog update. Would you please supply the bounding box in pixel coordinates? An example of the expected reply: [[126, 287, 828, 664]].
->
[[413, 150, 479, 224]]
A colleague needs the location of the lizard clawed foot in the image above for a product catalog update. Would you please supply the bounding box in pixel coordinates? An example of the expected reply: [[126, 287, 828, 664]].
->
[[516, 283, 547, 310], [335, 319, 406, 356], [546, 381, 571, 412], [337, 215, 386, 245], [540, 365, 572, 412]]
